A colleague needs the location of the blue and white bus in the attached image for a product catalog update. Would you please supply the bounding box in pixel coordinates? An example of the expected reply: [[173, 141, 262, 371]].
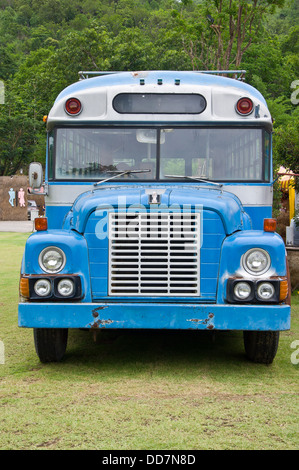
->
[[19, 70, 291, 363]]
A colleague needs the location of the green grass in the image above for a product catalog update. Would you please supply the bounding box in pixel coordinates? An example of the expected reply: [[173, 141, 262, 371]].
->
[[0, 232, 298, 450]]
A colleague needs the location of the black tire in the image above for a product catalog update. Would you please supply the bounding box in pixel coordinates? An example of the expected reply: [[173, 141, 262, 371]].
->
[[243, 330, 279, 364], [34, 328, 68, 363]]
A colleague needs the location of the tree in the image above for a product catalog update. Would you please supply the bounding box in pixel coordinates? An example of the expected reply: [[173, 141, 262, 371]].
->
[[0, 113, 35, 175], [273, 112, 299, 190], [173, 0, 285, 71], [0, 0, 297, 177]]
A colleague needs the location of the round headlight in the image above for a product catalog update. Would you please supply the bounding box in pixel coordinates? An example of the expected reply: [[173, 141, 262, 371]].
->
[[39, 247, 66, 273], [242, 249, 270, 276], [57, 279, 74, 297], [234, 282, 252, 300], [34, 279, 51, 297], [257, 282, 275, 300]]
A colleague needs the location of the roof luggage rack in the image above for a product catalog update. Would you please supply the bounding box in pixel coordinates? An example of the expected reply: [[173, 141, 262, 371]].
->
[[78, 70, 246, 81]]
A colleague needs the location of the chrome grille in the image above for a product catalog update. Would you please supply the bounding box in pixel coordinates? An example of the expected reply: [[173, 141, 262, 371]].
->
[[109, 212, 200, 296]]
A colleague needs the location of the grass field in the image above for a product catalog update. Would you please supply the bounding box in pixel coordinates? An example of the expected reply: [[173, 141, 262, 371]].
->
[[0, 232, 298, 450]]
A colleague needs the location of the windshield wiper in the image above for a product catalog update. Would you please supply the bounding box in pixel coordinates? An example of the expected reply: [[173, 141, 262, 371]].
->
[[93, 169, 151, 187], [165, 174, 223, 188]]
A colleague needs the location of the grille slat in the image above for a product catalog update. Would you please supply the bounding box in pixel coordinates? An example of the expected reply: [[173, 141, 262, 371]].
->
[[109, 212, 200, 296]]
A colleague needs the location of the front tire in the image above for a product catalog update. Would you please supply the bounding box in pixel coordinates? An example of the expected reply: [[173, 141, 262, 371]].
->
[[34, 328, 68, 363], [243, 331, 279, 364]]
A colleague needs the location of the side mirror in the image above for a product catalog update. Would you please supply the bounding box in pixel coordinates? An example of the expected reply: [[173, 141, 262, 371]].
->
[[29, 162, 43, 189]]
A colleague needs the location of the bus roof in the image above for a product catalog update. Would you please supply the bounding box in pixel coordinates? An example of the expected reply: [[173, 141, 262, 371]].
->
[[47, 70, 272, 130]]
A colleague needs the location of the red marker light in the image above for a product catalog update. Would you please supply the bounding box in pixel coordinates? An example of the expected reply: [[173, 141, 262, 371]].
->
[[236, 97, 253, 115], [65, 98, 82, 115]]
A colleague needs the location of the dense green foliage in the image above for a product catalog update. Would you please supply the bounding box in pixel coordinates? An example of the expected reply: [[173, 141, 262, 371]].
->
[[0, 0, 298, 178]]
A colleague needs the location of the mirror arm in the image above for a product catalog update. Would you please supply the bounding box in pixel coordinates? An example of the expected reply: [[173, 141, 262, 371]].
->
[[28, 182, 48, 196]]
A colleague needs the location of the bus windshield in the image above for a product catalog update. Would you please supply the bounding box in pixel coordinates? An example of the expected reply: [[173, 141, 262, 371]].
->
[[53, 127, 270, 182]]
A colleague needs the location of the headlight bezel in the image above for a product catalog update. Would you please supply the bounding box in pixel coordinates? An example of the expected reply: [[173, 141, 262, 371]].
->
[[28, 275, 82, 301], [38, 246, 66, 274], [227, 279, 280, 304], [242, 248, 271, 276]]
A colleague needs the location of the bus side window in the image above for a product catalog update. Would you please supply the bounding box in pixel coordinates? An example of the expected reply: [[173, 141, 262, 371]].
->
[[264, 132, 270, 181]]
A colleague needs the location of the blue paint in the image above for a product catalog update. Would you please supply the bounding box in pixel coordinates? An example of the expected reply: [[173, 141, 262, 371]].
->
[[8, 188, 16, 207], [243, 206, 272, 230], [46, 205, 70, 229], [70, 185, 243, 235], [220, 230, 287, 275], [217, 230, 287, 303], [19, 302, 290, 331], [23, 230, 92, 302]]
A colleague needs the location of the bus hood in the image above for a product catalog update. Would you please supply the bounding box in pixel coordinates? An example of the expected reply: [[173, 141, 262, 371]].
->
[[66, 184, 249, 235]]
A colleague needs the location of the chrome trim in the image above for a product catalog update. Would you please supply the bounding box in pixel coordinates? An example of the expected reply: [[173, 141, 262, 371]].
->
[[109, 212, 200, 296], [242, 248, 271, 276], [38, 246, 66, 274]]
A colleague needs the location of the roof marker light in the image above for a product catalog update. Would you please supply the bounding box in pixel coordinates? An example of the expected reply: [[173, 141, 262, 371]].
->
[[236, 97, 253, 116], [65, 97, 82, 116]]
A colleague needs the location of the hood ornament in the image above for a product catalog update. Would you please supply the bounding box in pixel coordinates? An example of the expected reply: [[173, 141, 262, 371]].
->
[[149, 191, 160, 204]]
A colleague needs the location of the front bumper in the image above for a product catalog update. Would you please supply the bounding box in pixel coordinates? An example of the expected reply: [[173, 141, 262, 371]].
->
[[18, 302, 291, 331]]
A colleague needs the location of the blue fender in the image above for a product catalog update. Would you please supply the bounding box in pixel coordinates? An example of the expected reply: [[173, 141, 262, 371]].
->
[[21, 229, 92, 302], [217, 230, 287, 303]]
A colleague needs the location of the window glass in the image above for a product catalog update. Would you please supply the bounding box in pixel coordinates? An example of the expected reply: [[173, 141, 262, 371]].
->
[[159, 128, 264, 181], [264, 131, 271, 181], [54, 127, 266, 182], [113, 93, 206, 114], [55, 128, 156, 180], [48, 132, 54, 179]]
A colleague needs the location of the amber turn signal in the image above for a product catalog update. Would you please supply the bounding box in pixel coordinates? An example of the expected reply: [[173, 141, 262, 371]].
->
[[19, 277, 29, 299], [279, 279, 288, 302], [35, 217, 48, 231], [264, 218, 276, 232]]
